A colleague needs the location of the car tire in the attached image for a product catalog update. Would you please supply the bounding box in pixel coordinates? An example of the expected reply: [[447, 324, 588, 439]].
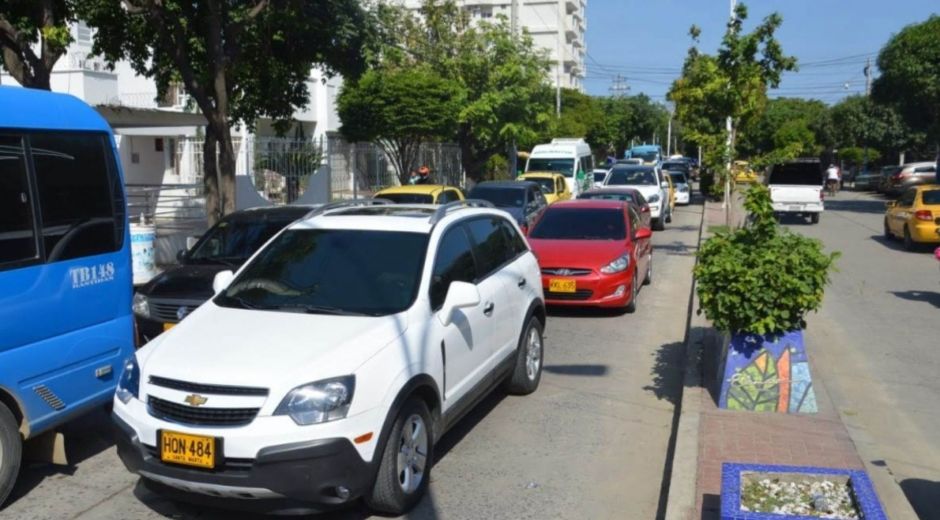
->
[[665, 208, 673, 223], [903, 226, 915, 251], [504, 316, 544, 395], [810, 213, 820, 224], [643, 253, 652, 286], [365, 397, 433, 515], [653, 217, 664, 231], [625, 270, 639, 314], [0, 402, 22, 508]]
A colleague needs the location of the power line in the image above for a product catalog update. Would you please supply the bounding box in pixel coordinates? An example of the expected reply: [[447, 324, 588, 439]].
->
[[608, 74, 630, 97]]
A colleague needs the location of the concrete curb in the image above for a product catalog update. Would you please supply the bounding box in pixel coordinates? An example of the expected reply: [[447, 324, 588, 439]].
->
[[663, 199, 709, 520]]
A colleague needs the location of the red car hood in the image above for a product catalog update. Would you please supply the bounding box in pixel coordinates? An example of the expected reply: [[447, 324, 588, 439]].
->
[[528, 239, 628, 270]]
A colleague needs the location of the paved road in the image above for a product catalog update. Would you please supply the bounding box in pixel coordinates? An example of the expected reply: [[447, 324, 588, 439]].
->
[[4, 201, 703, 520], [785, 189, 940, 518]]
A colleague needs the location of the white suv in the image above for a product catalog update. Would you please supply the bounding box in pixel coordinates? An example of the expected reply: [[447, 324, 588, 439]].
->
[[603, 164, 672, 230], [112, 200, 546, 515]]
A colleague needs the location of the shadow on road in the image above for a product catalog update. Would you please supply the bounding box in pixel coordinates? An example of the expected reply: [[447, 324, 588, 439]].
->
[[546, 306, 626, 318], [543, 364, 609, 377], [642, 342, 686, 407], [825, 198, 889, 214], [655, 241, 697, 257], [899, 478, 940, 520], [6, 407, 116, 509], [869, 235, 907, 252], [891, 290, 940, 309]]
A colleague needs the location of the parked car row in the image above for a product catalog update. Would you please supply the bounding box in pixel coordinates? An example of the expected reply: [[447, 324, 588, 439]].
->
[[853, 161, 937, 196]]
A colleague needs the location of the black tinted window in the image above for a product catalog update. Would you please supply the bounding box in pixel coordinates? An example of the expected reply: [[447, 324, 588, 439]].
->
[[0, 136, 37, 266], [768, 163, 822, 185], [498, 219, 528, 256], [438, 190, 461, 204], [379, 193, 434, 204], [628, 207, 641, 234], [465, 217, 513, 278], [899, 190, 916, 206], [430, 226, 477, 309], [188, 217, 297, 264], [467, 187, 526, 208], [530, 208, 626, 240], [32, 133, 120, 261], [607, 168, 657, 186], [922, 190, 940, 205]]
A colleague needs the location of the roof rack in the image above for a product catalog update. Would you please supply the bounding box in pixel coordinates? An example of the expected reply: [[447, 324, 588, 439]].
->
[[429, 199, 495, 225], [304, 198, 393, 219]]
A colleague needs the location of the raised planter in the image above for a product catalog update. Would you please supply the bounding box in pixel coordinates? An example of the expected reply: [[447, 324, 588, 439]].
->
[[718, 331, 817, 414], [721, 463, 887, 520]]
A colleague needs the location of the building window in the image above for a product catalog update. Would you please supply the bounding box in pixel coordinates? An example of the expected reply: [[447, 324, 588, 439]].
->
[[76, 22, 92, 44], [479, 6, 493, 18]]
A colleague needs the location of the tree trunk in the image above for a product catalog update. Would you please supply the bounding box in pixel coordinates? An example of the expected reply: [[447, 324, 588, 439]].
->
[[203, 126, 221, 226], [217, 124, 238, 216]]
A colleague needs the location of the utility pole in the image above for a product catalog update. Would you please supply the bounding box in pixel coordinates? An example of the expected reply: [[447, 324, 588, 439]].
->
[[723, 0, 736, 224], [555, 1, 562, 117], [666, 102, 674, 157], [862, 57, 873, 182], [609, 75, 629, 97]]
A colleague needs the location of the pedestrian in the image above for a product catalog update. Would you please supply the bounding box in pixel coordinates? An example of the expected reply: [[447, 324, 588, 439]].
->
[[825, 164, 839, 196]]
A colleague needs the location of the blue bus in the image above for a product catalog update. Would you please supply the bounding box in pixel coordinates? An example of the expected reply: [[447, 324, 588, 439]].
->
[[0, 87, 134, 504], [625, 144, 663, 165]]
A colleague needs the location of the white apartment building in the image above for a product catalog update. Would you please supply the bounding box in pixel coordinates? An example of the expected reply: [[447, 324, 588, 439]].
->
[[400, 0, 587, 91]]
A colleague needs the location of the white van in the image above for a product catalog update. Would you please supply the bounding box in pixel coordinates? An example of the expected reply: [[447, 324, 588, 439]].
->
[[526, 138, 594, 197]]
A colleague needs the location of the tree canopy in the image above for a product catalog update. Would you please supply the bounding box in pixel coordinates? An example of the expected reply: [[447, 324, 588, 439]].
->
[[337, 66, 462, 184], [81, 0, 375, 223], [0, 0, 74, 89]]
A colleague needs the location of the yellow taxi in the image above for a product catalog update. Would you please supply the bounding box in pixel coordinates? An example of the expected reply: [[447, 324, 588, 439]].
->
[[884, 185, 940, 250], [373, 184, 464, 204], [516, 172, 572, 204], [733, 160, 759, 184]]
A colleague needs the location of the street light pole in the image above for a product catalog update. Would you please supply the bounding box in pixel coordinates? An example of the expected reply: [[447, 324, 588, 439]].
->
[[723, 0, 737, 225]]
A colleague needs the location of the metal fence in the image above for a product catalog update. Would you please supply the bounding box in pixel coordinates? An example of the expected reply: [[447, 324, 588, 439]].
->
[[250, 137, 324, 204], [327, 136, 464, 200]]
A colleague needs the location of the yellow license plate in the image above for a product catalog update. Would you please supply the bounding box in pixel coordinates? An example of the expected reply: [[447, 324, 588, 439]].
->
[[160, 430, 217, 469], [549, 279, 577, 293], [163, 323, 175, 332]]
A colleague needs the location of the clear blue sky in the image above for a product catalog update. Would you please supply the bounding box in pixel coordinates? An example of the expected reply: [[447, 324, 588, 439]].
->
[[583, 0, 938, 105]]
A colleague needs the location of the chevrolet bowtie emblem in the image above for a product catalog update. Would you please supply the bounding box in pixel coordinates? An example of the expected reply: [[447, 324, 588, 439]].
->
[[184, 394, 208, 407]]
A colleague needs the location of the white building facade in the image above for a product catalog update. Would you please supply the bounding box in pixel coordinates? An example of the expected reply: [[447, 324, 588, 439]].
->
[[400, 0, 587, 91]]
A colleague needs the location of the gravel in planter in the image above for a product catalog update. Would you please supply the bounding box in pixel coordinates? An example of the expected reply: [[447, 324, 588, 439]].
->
[[740, 472, 861, 519]]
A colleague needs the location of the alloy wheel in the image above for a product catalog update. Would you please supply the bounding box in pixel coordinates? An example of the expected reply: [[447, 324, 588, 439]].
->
[[525, 326, 542, 381], [397, 414, 428, 494]]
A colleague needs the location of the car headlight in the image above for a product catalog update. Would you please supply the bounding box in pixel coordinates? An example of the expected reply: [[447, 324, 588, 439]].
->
[[647, 194, 661, 203], [116, 356, 140, 404], [600, 254, 631, 274], [275, 376, 355, 425], [132, 293, 150, 318]]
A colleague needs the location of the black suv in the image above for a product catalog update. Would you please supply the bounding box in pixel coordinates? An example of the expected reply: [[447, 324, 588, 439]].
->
[[467, 181, 548, 235], [132, 205, 312, 344]]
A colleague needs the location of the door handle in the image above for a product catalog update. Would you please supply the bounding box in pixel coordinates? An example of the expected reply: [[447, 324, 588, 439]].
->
[[483, 302, 495, 316], [517, 277, 527, 288]]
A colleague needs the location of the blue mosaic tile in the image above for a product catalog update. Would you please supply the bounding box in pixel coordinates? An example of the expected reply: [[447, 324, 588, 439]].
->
[[720, 462, 887, 520]]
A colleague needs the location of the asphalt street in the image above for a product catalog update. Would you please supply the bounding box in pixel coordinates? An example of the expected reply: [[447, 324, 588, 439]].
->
[[786, 188, 940, 519], [3, 201, 704, 520]]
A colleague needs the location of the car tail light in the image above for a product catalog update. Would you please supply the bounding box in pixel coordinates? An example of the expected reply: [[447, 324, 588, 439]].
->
[[820, 191, 825, 200], [892, 172, 907, 181], [915, 210, 933, 221]]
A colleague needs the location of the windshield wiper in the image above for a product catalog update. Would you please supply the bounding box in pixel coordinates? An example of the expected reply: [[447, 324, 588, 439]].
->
[[273, 304, 373, 316], [199, 257, 240, 268], [217, 293, 269, 310]]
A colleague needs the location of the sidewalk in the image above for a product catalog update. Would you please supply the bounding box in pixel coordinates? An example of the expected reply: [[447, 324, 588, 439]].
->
[[665, 195, 911, 520]]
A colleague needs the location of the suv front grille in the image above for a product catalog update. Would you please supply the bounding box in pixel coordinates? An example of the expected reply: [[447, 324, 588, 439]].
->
[[149, 376, 269, 397], [148, 396, 259, 427], [545, 289, 593, 301]]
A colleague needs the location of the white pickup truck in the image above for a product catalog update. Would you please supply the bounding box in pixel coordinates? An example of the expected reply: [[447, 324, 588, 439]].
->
[[767, 159, 825, 224]]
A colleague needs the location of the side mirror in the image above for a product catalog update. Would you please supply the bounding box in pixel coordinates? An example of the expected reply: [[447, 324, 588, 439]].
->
[[176, 249, 188, 262], [438, 281, 481, 326], [635, 227, 653, 240], [212, 270, 235, 295]]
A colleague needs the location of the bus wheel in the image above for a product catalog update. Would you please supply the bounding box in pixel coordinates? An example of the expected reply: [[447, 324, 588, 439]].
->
[[0, 402, 21, 507]]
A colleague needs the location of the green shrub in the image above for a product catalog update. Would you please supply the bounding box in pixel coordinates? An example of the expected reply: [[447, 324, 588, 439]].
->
[[694, 185, 839, 335]]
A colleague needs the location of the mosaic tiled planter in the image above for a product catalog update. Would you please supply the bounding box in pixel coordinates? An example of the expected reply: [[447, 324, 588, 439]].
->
[[721, 463, 887, 520], [718, 331, 817, 413]]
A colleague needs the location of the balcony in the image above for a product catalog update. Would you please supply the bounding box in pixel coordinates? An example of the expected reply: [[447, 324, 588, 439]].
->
[[565, 0, 577, 13]]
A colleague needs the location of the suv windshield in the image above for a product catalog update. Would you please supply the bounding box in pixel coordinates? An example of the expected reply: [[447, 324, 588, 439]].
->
[[530, 208, 626, 240], [468, 187, 526, 208], [606, 168, 657, 186], [769, 162, 822, 185], [379, 193, 434, 204], [216, 229, 429, 316], [527, 158, 574, 177], [668, 172, 687, 184], [188, 217, 297, 265]]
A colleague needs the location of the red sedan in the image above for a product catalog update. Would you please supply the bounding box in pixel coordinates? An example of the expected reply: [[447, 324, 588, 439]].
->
[[528, 200, 653, 312]]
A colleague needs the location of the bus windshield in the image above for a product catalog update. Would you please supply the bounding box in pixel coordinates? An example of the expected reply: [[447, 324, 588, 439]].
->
[[527, 158, 575, 178]]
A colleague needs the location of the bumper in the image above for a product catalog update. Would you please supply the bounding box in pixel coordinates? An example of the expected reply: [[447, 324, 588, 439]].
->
[[676, 191, 690, 204], [649, 204, 663, 219], [113, 413, 375, 513], [910, 222, 940, 243], [542, 271, 635, 308], [772, 202, 823, 214]]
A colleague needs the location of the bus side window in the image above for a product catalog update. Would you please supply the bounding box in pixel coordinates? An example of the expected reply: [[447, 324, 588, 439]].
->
[[31, 133, 120, 262], [0, 135, 38, 268]]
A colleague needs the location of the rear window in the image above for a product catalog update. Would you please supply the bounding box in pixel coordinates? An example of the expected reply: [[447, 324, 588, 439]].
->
[[467, 187, 526, 208], [662, 162, 689, 173], [378, 193, 434, 204], [768, 163, 822, 186], [922, 190, 940, 205], [530, 208, 626, 240], [606, 168, 656, 186]]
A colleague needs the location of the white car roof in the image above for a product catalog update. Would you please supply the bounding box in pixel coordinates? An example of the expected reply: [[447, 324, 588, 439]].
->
[[287, 202, 507, 234]]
